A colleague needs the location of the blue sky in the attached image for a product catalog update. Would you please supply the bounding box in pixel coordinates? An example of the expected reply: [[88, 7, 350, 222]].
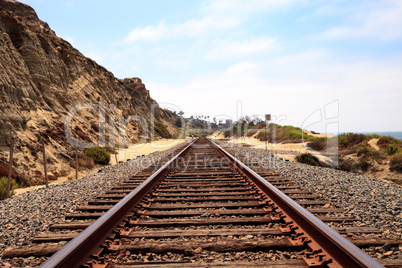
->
[[22, 0, 402, 133]]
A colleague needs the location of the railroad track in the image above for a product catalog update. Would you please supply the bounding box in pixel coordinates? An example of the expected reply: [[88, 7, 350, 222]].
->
[[2, 138, 402, 267]]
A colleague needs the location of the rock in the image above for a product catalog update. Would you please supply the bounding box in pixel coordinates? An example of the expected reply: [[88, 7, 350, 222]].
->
[[194, 247, 203, 254], [184, 248, 195, 256], [382, 244, 391, 251], [245, 235, 254, 239], [383, 251, 393, 256], [207, 256, 215, 262], [200, 212, 211, 217]]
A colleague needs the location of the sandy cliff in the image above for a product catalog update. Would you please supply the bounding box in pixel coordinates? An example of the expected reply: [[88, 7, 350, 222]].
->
[[0, 0, 176, 184]]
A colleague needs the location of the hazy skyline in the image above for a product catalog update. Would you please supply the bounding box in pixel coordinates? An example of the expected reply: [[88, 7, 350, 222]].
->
[[22, 0, 402, 133]]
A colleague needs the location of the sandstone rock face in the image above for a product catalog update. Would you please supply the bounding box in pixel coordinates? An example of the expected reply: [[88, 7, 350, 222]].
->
[[0, 0, 177, 181]]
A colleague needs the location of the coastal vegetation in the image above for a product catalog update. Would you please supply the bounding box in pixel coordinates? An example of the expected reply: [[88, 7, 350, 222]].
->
[[84, 147, 111, 165], [154, 121, 173, 139], [295, 153, 322, 166], [223, 122, 317, 143], [0, 176, 19, 200], [390, 153, 402, 172], [304, 132, 402, 184]]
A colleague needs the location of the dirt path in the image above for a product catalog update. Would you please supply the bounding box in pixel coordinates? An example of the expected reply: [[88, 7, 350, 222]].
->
[[14, 139, 188, 195], [368, 139, 380, 150]]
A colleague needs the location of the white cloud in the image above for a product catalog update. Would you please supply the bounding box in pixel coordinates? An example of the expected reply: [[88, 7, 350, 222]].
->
[[125, 21, 167, 42], [205, 37, 277, 60], [124, 0, 300, 43], [124, 16, 240, 42], [318, 0, 402, 41], [147, 50, 402, 132]]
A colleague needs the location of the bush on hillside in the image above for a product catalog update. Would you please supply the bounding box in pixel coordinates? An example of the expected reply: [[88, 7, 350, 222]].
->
[[285, 126, 304, 140], [338, 133, 368, 148], [307, 138, 327, 151], [154, 122, 172, 139], [0, 165, 33, 187], [256, 125, 316, 143], [246, 128, 259, 137], [69, 154, 95, 169], [356, 146, 385, 160], [390, 153, 402, 172], [0, 176, 19, 200], [0, 165, 16, 180], [366, 134, 381, 139], [295, 153, 321, 166], [85, 147, 110, 165], [377, 136, 402, 149], [103, 147, 117, 154], [338, 157, 357, 172], [175, 118, 183, 128], [386, 144, 400, 156]]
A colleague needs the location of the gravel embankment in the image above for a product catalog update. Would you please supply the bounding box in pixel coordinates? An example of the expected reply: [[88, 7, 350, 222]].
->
[[0, 142, 187, 262], [1, 140, 401, 265], [226, 144, 402, 237]]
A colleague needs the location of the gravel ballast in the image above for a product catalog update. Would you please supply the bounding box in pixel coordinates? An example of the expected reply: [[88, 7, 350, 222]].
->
[[1, 140, 401, 265], [0, 141, 188, 262], [226, 144, 402, 235]]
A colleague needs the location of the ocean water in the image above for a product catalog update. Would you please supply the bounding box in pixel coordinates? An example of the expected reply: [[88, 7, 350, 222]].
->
[[360, 131, 402, 140]]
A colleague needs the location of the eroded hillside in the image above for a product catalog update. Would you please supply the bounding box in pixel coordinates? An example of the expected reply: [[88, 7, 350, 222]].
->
[[0, 0, 178, 185]]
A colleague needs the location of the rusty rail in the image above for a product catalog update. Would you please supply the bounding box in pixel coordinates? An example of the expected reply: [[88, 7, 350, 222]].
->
[[209, 138, 382, 268], [41, 139, 196, 268], [41, 138, 382, 268]]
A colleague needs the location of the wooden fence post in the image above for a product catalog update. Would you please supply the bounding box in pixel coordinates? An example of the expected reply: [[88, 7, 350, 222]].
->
[[42, 139, 48, 188], [75, 148, 78, 180], [6, 138, 14, 198], [115, 147, 118, 165]]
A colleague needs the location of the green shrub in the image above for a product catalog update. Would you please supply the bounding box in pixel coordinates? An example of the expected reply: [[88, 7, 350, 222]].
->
[[154, 122, 172, 139], [0, 176, 19, 200], [386, 144, 400, 155], [175, 118, 183, 128], [356, 145, 385, 161], [366, 134, 381, 139], [337, 133, 368, 148], [358, 158, 371, 172], [295, 153, 320, 166], [377, 136, 402, 149], [308, 138, 327, 151], [284, 126, 306, 140], [103, 147, 117, 154], [85, 147, 111, 165], [356, 146, 371, 157], [69, 154, 95, 169], [256, 125, 316, 142], [390, 153, 402, 172]]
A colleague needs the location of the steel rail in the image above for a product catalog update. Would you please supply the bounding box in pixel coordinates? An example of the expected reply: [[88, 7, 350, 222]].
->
[[209, 138, 382, 268], [41, 139, 197, 268]]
